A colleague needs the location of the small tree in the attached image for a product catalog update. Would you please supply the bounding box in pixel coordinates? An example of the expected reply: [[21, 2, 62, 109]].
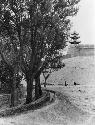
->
[[43, 55, 65, 87], [43, 69, 52, 87]]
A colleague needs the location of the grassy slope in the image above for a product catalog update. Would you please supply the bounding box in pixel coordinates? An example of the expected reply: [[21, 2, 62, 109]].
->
[[41, 56, 95, 86], [46, 56, 95, 113], [0, 56, 95, 125]]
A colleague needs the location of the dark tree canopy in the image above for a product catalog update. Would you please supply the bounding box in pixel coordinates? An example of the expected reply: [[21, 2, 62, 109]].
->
[[0, 0, 80, 69], [0, 0, 80, 105], [0, 60, 22, 94]]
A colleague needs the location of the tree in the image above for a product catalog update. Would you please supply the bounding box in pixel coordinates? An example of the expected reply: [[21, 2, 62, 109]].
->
[[0, 0, 25, 106], [43, 57, 65, 87], [0, 60, 13, 94], [0, 35, 20, 107], [43, 69, 52, 88], [0, 59, 22, 106], [0, 0, 80, 105]]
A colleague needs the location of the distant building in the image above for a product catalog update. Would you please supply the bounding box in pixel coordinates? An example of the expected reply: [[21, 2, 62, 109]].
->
[[69, 32, 81, 45], [67, 44, 95, 57], [65, 32, 95, 57]]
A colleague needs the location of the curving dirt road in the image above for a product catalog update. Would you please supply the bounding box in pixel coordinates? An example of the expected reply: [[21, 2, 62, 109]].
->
[[0, 56, 95, 125], [0, 91, 94, 125]]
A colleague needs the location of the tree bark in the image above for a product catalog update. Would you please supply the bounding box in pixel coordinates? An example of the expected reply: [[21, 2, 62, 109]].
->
[[10, 80, 16, 107], [44, 78, 47, 88], [10, 67, 17, 107], [26, 72, 33, 104], [35, 75, 42, 100], [43, 73, 50, 88]]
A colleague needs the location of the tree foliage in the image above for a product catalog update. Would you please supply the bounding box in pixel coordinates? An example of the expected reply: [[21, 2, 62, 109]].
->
[[0, 60, 13, 93], [0, 0, 80, 105], [0, 60, 22, 94]]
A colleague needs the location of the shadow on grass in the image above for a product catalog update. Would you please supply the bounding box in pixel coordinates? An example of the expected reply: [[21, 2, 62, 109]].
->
[[0, 90, 56, 118]]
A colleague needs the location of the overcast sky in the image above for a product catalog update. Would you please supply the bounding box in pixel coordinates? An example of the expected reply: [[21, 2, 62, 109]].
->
[[71, 0, 95, 45]]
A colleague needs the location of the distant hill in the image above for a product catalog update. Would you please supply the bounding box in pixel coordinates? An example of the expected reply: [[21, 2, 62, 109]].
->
[[40, 56, 95, 86]]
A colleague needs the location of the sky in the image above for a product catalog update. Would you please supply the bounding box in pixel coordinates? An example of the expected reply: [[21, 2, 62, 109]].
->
[[71, 0, 95, 45]]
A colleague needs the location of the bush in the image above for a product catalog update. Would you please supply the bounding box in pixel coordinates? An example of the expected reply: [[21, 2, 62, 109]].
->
[[0, 60, 23, 94], [0, 60, 13, 94]]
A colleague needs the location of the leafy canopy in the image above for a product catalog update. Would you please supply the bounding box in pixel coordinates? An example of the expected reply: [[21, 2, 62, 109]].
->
[[0, 0, 80, 74]]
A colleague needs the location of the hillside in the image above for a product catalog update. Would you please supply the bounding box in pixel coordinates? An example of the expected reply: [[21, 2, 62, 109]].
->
[[41, 56, 95, 86]]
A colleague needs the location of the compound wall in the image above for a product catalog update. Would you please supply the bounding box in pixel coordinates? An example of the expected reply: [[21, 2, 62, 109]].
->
[[67, 44, 95, 57]]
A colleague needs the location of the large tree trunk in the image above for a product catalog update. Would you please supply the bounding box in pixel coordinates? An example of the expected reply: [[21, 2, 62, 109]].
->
[[10, 67, 17, 107], [10, 79, 16, 107], [35, 75, 42, 100], [26, 72, 33, 104]]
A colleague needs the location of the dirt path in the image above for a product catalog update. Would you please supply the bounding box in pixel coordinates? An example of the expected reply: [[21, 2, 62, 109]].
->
[[0, 91, 94, 125]]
